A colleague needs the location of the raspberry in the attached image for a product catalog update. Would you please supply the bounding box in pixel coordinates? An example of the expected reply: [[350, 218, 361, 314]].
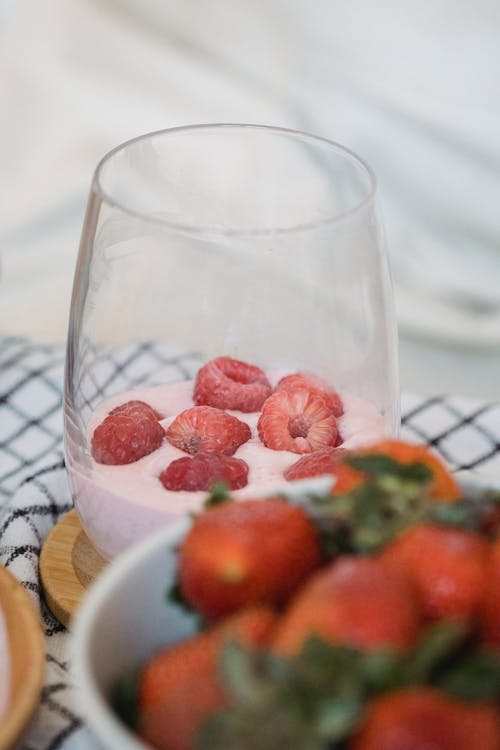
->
[[193, 356, 272, 413], [257, 387, 338, 454], [277, 372, 343, 417], [166, 406, 251, 456], [284, 447, 349, 481], [91, 400, 164, 465], [109, 399, 162, 419], [159, 453, 249, 491]]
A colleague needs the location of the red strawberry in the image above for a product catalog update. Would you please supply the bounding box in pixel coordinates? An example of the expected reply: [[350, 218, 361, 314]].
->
[[178, 498, 321, 619], [272, 556, 421, 656], [350, 688, 500, 750], [91, 400, 164, 465], [482, 537, 500, 649], [193, 356, 272, 413], [159, 454, 248, 492], [141, 674, 223, 750], [284, 447, 349, 481], [138, 605, 277, 712], [330, 439, 461, 501], [380, 523, 489, 623], [258, 387, 338, 454], [139, 606, 277, 750], [166, 406, 250, 456], [277, 372, 343, 417]]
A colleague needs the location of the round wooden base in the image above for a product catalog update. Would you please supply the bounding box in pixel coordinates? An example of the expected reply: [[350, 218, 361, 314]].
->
[[40, 510, 107, 628]]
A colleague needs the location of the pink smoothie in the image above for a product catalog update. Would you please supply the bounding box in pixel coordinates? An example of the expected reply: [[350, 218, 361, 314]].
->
[[68, 375, 388, 559]]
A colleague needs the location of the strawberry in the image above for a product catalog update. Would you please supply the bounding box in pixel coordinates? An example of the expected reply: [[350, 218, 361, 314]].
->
[[178, 498, 321, 619], [380, 523, 489, 622], [139, 606, 277, 750], [350, 688, 500, 750], [284, 447, 348, 481], [330, 439, 461, 501], [141, 672, 224, 750], [257, 387, 338, 454], [272, 556, 421, 656], [138, 605, 277, 711], [159, 453, 249, 492], [91, 400, 164, 465], [277, 372, 343, 417], [482, 537, 500, 649], [193, 356, 272, 413], [139, 630, 217, 714], [166, 406, 250, 456]]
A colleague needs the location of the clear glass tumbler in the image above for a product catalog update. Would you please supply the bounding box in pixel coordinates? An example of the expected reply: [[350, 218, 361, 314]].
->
[[64, 124, 399, 560]]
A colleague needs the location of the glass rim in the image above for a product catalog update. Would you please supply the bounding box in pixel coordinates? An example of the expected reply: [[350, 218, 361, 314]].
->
[[92, 123, 377, 237]]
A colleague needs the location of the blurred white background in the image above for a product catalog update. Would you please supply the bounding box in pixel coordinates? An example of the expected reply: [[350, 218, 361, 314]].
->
[[0, 0, 499, 397]]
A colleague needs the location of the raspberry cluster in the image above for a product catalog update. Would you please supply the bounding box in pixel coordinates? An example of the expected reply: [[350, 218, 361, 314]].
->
[[90, 357, 345, 492]]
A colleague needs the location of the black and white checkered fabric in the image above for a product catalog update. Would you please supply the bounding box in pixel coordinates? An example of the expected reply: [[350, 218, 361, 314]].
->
[[1, 335, 500, 749]]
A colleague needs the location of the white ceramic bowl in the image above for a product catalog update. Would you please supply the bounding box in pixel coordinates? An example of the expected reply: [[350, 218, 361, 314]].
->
[[72, 516, 194, 750], [72, 473, 500, 750]]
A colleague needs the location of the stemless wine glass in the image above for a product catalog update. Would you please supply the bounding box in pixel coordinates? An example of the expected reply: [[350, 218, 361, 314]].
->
[[64, 124, 399, 560]]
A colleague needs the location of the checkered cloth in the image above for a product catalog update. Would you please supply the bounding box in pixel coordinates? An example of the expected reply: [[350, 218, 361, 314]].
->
[[1, 335, 500, 750]]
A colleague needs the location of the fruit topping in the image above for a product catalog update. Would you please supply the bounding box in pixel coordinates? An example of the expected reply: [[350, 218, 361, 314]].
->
[[257, 387, 338, 453], [166, 406, 251, 456], [277, 372, 343, 417], [91, 400, 164, 465], [109, 400, 161, 420], [284, 447, 348, 480], [178, 498, 321, 619], [159, 453, 249, 492], [194, 356, 272, 412]]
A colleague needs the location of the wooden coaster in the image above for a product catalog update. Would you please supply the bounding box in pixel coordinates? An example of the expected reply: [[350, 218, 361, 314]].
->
[[0, 565, 45, 750], [40, 509, 107, 628]]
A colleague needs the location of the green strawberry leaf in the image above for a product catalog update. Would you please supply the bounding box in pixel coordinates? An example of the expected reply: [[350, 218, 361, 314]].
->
[[309, 471, 431, 555], [438, 650, 500, 701], [205, 482, 232, 507], [314, 696, 362, 741], [166, 581, 205, 630], [426, 499, 480, 529], [346, 455, 433, 485], [218, 640, 284, 708], [197, 705, 329, 750], [110, 667, 140, 729], [400, 621, 469, 685], [166, 580, 185, 606]]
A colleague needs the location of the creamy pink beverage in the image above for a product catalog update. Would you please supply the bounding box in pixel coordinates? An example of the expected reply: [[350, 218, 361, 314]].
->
[[67, 366, 389, 560]]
